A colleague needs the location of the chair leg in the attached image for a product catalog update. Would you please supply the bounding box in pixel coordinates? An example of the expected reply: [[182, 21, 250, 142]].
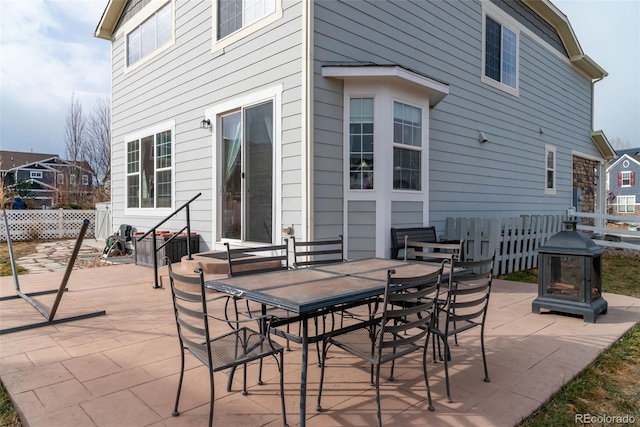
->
[[172, 349, 185, 416], [422, 339, 435, 411], [242, 362, 248, 395], [374, 363, 383, 427], [227, 365, 236, 392], [208, 366, 215, 427], [278, 350, 289, 427], [443, 338, 453, 403], [316, 341, 328, 412], [481, 326, 490, 383]]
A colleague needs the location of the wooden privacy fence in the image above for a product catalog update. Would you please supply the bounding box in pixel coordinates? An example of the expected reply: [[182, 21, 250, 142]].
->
[[442, 215, 565, 275], [0, 210, 96, 242]]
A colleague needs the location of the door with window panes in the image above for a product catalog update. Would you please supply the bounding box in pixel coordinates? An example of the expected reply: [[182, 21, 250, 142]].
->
[[220, 101, 274, 243]]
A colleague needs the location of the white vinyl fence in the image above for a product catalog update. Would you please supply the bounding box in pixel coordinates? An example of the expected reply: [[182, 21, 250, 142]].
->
[[443, 215, 566, 275], [1, 209, 96, 242], [95, 203, 112, 242], [568, 209, 640, 251]]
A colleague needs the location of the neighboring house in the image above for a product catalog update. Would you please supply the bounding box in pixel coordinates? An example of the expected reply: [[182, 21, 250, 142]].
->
[[94, 0, 616, 259], [0, 150, 97, 208], [606, 148, 640, 216]]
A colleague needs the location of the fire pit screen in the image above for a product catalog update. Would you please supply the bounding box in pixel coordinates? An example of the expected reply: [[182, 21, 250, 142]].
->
[[532, 221, 607, 323]]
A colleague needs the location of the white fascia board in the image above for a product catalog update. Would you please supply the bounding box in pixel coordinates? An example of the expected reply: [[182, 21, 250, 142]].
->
[[322, 65, 449, 107]]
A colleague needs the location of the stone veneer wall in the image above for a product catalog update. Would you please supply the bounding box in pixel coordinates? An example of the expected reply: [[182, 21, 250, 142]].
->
[[573, 155, 597, 226]]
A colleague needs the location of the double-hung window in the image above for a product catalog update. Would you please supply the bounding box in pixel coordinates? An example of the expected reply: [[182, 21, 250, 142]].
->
[[349, 98, 374, 190], [393, 101, 422, 190], [545, 145, 556, 194], [127, 2, 172, 66], [484, 15, 518, 92], [620, 171, 633, 187], [217, 0, 276, 39], [126, 127, 172, 209], [617, 196, 635, 213]]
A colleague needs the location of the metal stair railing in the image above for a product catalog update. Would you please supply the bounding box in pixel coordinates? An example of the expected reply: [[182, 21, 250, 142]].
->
[[136, 193, 202, 289]]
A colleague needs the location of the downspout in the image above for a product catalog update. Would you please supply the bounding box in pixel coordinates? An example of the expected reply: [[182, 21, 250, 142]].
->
[[591, 75, 605, 225], [302, 0, 314, 240]]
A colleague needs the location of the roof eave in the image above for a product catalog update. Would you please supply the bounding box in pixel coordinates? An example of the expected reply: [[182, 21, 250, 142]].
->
[[94, 0, 127, 40], [522, 0, 607, 80], [591, 130, 617, 161]]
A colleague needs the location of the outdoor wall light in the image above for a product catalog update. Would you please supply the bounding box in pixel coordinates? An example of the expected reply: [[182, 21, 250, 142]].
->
[[200, 118, 211, 130], [539, 127, 545, 134], [479, 131, 488, 143]]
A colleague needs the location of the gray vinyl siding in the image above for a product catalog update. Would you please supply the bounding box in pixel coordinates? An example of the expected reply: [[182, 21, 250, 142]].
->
[[347, 201, 376, 260], [109, 0, 303, 248], [313, 0, 601, 234], [391, 202, 423, 228]]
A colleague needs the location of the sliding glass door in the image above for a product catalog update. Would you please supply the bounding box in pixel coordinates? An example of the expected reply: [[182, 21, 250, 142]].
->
[[220, 101, 273, 243]]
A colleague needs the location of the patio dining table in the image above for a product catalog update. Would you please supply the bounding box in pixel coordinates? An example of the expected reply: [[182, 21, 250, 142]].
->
[[205, 257, 444, 427]]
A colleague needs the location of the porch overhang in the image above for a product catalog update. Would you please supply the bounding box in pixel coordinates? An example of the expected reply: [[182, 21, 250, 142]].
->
[[322, 64, 450, 107], [591, 130, 616, 161]]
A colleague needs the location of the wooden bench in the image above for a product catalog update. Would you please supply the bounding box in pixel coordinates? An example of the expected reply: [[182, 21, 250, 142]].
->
[[390, 226, 438, 259]]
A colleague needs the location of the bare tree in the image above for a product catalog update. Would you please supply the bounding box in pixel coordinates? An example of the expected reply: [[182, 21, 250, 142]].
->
[[610, 137, 631, 150], [65, 91, 86, 162], [85, 96, 111, 187]]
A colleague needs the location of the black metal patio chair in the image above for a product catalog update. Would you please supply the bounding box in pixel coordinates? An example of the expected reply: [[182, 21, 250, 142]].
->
[[430, 253, 495, 403], [316, 264, 444, 427], [167, 260, 287, 427]]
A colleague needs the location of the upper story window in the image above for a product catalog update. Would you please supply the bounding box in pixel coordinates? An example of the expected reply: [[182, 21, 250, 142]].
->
[[545, 145, 556, 194], [57, 173, 64, 184], [70, 174, 77, 186], [82, 174, 89, 186], [483, 14, 519, 94], [619, 171, 635, 187], [349, 98, 374, 190], [127, 2, 172, 66], [393, 101, 422, 191], [126, 124, 173, 209], [218, 0, 276, 39], [30, 171, 43, 179]]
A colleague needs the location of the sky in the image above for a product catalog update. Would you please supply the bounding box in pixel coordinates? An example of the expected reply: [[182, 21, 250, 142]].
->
[[0, 0, 639, 157]]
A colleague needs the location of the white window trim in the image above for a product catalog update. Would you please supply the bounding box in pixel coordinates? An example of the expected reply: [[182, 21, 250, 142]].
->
[[206, 84, 283, 247], [481, 4, 520, 97], [392, 99, 424, 192], [545, 144, 556, 195], [121, 0, 176, 75], [124, 119, 176, 216], [212, 0, 283, 53], [617, 195, 635, 213], [82, 174, 89, 186], [621, 171, 632, 187], [30, 171, 43, 179]]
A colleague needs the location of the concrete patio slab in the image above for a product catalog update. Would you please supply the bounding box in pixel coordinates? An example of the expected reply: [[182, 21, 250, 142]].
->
[[1, 263, 638, 427]]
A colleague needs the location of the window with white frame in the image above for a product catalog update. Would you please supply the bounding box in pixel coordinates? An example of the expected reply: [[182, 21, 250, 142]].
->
[[393, 101, 422, 190], [126, 127, 172, 209], [484, 14, 518, 91], [621, 171, 632, 187], [30, 171, 43, 179], [545, 145, 556, 194], [217, 0, 276, 39], [127, 2, 172, 66], [349, 98, 374, 190], [219, 100, 274, 243], [82, 174, 89, 186], [57, 173, 64, 185], [617, 196, 635, 213]]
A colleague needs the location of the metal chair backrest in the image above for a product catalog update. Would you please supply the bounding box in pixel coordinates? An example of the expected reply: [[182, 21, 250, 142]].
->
[[376, 265, 444, 361], [291, 235, 344, 268], [404, 235, 464, 263], [167, 262, 214, 369], [442, 254, 495, 334], [224, 241, 289, 277]]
